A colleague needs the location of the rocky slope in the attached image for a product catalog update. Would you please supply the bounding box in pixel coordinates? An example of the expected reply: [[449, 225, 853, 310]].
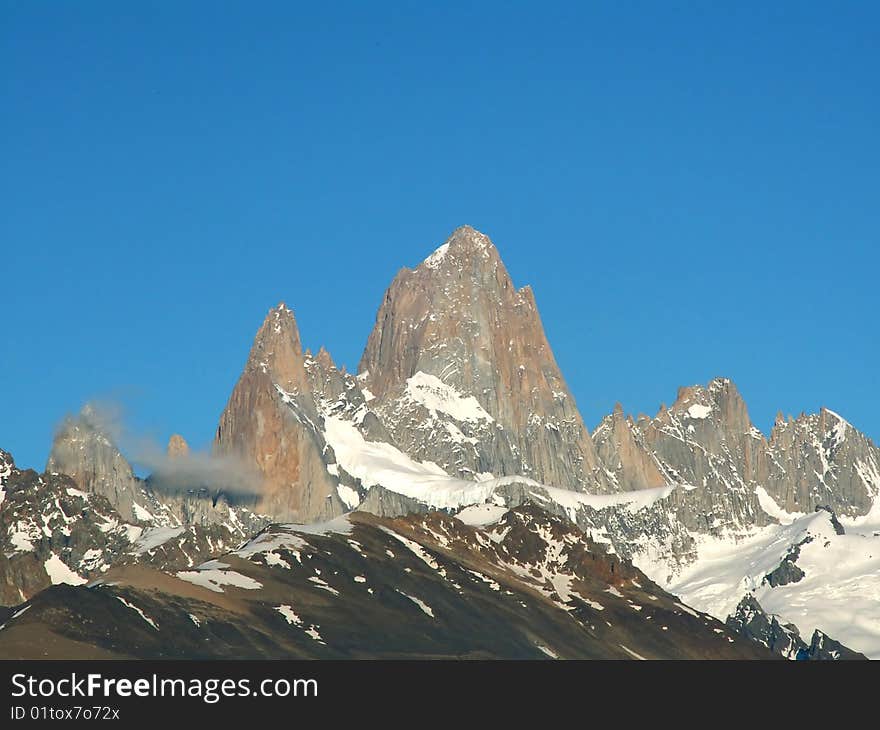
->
[[0, 448, 257, 607], [46, 406, 266, 534], [46, 406, 145, 523], [726, 596, 866, 660], [0, 505, 771, 659]]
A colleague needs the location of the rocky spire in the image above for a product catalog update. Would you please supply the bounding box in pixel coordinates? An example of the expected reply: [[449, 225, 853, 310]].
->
[[592, 403, 666, 491], [766, 406, 879, 516], [214, 304, 343, 522], [167, 434, 190, 459], [46, 404, 141, 522], [314, 345, 335, 372], [244, 302, 311, 395], [358, 225, 610, 491], [591, 376, 880, 522]]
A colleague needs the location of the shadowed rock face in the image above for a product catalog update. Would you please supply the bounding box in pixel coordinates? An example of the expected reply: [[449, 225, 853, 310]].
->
[[726, 595, 866, 660], [0, 448, 268, 607], [358, 225, 610, 492], [214, 304, 344, 523]]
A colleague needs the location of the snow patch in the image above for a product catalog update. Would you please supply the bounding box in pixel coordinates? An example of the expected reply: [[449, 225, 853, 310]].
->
[[422, 242, 450, 269], [336, 484, 361, 510], [44, 554, 86, 586], [131, 503, 154, 522], [398, 590, 435, 617], [619, 644, 647, 660], [686, 404, 712, 420], [132, 526, 186, 555], [116, 596, 158, 630], [455, 503, 508, 526], [275, 604, 303, 626], [755, 486, 805, 524], [176, 568, 263, 593], [403, 372, 494, 424]]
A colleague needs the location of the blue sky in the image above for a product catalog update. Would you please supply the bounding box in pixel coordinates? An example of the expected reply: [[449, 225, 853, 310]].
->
[[2, 2, 877, 471]]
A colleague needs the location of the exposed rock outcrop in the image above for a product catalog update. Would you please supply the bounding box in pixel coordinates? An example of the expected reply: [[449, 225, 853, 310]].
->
[[591, 377, 880, 531], [166, 434, 190, 459], [766, 408, 880, 517], [358, 225, 610, 492], [46, 405, 144, 523], [726, 595, 866, 660], [214, 303, 344, 522]]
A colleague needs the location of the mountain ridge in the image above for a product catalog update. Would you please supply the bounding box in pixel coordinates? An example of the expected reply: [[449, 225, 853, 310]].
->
[[4, 224, 878, 659]]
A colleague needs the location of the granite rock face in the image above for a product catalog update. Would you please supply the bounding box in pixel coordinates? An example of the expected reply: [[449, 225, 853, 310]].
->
[[46, 405, 144, 523], [765, 407, 880, 517], [592, 377, 880, 526], [166, 434, 190, 459], [214, 304, 344, 523], [358, 225, 610, 492], [592, 379, 778, 537], [592, 403, 667, 492]]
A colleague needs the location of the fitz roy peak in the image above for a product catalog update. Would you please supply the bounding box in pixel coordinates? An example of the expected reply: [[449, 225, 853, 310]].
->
[[358, 225, 610, 493], [214, 225, 614, 522], [2, 224, 878, 660]]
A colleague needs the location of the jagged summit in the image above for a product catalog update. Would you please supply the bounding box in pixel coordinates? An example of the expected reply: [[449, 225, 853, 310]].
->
[[666, 377, 752, 434], [243, 302, 310, 395], [419, 224, 498, 269], [358, 225, 610, 492], [4, 223, 880, 660], [215, 302, 343, 523], [46, 405, 141, 522], [314, 345, 335, 371]]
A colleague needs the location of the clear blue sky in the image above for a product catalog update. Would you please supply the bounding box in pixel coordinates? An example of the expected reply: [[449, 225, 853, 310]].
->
[[2, 2, 878, 471]]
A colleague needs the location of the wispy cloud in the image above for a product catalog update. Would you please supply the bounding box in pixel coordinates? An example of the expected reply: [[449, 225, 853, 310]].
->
[[54, 401, 263, 498]]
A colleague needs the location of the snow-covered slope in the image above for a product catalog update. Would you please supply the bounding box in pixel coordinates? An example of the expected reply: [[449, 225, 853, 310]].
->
[[323, 413, 673, 514], [318, 402, 880, 657], [654, 500, 880, 657]]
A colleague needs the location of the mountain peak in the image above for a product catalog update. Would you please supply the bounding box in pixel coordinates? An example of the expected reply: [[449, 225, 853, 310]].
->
[[45, 405, 141, 522], [167, 434, 190, 459], [419, 225, 498, 271], [247, 304, 307, 392], [215, 305, 342, 523], [359, 225, 609, 492], [315, 345, 335, 371], [665, 377, 752, 434]]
